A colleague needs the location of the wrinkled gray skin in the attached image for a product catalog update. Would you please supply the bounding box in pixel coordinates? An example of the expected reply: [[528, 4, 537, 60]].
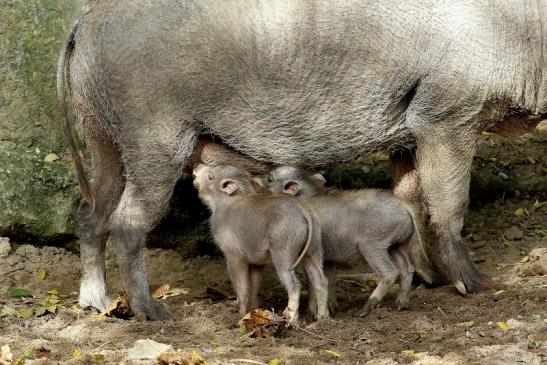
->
[[58, 0, 546, 319], [268, 166, 422, 317], [192, 164, 328, 323]]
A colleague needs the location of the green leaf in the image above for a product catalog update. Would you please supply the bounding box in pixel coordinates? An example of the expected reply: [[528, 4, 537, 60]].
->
[[324, 350, 341, 358], [1, 306, 18, 317], [17, 308, 33, 318], [22, 347, 35, 359], [8, 288, 33, 298], [38, 269, 47, 280], [43, 153, 58, 163], [34, 307, 48, 317]]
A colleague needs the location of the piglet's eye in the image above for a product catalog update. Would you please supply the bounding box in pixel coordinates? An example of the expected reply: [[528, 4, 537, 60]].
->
[[267, 174, 273, 183], [208, 172, 214, 180]]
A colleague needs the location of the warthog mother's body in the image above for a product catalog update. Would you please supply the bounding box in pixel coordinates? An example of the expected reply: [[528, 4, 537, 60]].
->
[[59, 0, 546, 319]]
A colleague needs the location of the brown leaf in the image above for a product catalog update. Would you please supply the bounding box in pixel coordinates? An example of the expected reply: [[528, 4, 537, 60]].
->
[[97, 294, 134, 320], [35, 347, 51, 359], [152, 284, 171, 299], [239, 309, 289, 338]]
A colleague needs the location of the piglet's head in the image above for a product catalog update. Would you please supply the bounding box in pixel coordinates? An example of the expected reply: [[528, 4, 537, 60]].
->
[[266, 165, 326, 197], [192, 164, 263, 209]]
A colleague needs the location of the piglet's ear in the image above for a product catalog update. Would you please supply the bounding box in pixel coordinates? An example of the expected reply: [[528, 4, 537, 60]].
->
[[250, 177, 264, 192], [283, 180, 302, 196], [220, 179, 239, 195], [310, 173, 326, 186]]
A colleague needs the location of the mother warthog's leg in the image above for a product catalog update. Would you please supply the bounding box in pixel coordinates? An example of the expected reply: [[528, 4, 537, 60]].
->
[[110, 128, 198, 320], [78, 122, 124, 311], [413, 125, 491, 294]]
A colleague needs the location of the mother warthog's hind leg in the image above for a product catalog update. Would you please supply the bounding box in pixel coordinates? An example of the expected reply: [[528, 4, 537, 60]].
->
[[78, 126, 125, 311]]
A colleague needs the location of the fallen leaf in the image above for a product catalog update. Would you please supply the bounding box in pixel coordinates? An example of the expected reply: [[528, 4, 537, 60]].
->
[[17, 308, 33, 319], [35, 347, 50, 359], [8, 288, 33, 298], [497, 322, 510, 331], [20, 347, 35, 361], [38, 269, 47, 280], [157, 349, 206, 365], [73, 348, 82, 358], [97, 295, 134, 320], [47, 289, 59, 295], [401, 349, 416, 356], [324, 350, 341, 358], [269, 357, 284, 365], [494, 290, 505, 296], [239, 309, 289, 338], [153, 284, 190, 300], [93, 354, 105, 361], [0, 345, 13, 365], [1, 306, 18, 317], [152, 283, 171, 299], [43, 153, 58, 163]]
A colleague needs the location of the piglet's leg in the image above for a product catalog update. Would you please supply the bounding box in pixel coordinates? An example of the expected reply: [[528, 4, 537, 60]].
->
[[358, 243, 399, 317], [272, 253, 301, 323], [226, 256, 251, 315], [324, 263, 338, 315], [303, 256, 329, 321], [391, 243, 414, 311], [248, 265, 263, 311]]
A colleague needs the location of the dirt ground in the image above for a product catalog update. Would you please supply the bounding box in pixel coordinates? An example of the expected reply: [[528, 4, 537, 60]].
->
[[1, 129, 546, 365]]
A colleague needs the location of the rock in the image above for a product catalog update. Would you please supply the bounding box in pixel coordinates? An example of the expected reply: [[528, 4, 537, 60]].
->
[[504, 226, 524, 241], [126, 339, 173, 364], [511, 247, 547, 280], [0, 237, 10, 258], [506, 318, 526, 329]]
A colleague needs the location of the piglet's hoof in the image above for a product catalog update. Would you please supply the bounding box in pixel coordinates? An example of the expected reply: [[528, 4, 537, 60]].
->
[[133, 299, 173, 321], [396, 297, 409, 311], [358, 297, 379, 317]]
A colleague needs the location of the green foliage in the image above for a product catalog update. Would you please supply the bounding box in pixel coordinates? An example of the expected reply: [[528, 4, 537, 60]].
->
[[0, 144, 78, 237], [0, 0, 84, 239], [0, 0, 83, 148]]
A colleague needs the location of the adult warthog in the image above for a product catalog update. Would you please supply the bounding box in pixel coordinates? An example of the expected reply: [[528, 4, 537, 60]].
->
[[58, 0, 545, 319]]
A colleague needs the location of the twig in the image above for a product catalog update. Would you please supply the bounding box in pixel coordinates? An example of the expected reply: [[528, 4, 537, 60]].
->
[[296, 325, 338, 343], [308, 341, 332, 350], [93, 339, 113, 352], [230, 359, 268, 365], [437, 306, 446, 316], [0, 268, 23, 276]]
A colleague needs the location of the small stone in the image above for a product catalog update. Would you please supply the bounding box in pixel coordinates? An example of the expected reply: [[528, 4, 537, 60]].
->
[[504, 226, 524, 241], [506, 318, 525, 329], [127, 339, 173, 363], [498, 172, 509, 179], [0, 237, 11, 258]]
